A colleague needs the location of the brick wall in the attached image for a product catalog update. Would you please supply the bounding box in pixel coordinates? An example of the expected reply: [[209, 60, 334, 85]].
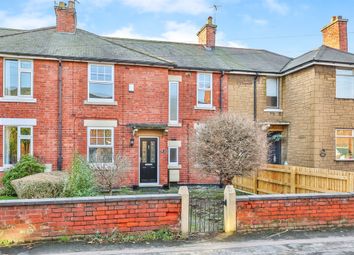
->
[[236, 193, 354, 232], [0, 194, 181, 243]]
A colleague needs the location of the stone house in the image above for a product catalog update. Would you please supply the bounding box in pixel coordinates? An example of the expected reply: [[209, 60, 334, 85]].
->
[[0, 1, 353, 188]]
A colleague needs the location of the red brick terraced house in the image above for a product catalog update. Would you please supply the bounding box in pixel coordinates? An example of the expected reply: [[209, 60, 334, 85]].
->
[[1, 1, 354, 187]]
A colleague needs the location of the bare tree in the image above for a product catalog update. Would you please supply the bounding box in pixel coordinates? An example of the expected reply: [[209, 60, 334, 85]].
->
[[190, 113, 268, 185], [93, 155, 131, 195]]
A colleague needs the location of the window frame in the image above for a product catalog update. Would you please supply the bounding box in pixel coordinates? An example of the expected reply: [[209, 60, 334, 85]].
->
[[336, 69, 354, 99], [168, 81, 179, 125], [3, 59, 34, 98], [3, 126, 33, 168], [168, 146, 179, 167], [196, 72, 213, 108], [266, 77, 280, 109], [335, 129, 354, 161], [87, 63, 115, 103], [87, 127, 114, 164]]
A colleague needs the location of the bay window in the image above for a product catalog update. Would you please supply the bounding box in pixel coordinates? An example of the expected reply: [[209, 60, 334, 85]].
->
[[88, 64, 114, 102], [4, 59, 33, 97], [88, 127, 114, 163], [335, 129, 354, 160]]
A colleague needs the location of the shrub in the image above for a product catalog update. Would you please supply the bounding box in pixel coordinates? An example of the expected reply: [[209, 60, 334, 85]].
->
[[2, 155, 45, 196], [93, 154, 131, 195], [11, 172, 68, 199], [62, 155, 96, 197], [190, 113, 268, 185]]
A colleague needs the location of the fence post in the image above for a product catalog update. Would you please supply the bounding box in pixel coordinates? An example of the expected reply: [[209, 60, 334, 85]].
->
[[178, 186, 189, 235], [253, 170, 258, 194], [290, 167, 296, 193], [348, 173, 354, 192], [224, 185, 236, 233]]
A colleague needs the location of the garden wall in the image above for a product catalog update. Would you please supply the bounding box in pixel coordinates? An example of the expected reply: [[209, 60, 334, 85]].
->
[[0, 194, 181, 243], [236, 192, 354, 232]]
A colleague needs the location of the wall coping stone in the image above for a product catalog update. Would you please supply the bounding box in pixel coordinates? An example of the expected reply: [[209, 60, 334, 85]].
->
[[236, 192, 354, 202], [0, 194, 181, 206]]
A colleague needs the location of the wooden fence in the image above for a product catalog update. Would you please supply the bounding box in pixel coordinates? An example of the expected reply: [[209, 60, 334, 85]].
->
[[233, 164, 354, 194]]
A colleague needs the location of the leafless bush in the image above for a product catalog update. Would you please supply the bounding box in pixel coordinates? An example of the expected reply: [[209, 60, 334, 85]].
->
[[190, 113, 268, 185], [93, 155, 131, 195]]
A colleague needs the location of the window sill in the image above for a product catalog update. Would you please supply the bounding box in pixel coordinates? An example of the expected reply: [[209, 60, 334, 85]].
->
[[168, 164, 181, 169], [335, 159, 354, 162], [0, 165, 12, 171], [168, 123, 182, 127], [0, 97, 37, 103], [84, 100, 118, 106], [194, 106, 216, 111], [264, 108, 283, 113]]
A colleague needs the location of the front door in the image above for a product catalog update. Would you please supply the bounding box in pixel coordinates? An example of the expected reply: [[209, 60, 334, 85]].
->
[[140, 138, 158, 184]]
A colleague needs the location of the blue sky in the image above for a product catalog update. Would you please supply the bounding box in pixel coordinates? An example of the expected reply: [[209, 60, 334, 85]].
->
[[1, 0, 354, 57]]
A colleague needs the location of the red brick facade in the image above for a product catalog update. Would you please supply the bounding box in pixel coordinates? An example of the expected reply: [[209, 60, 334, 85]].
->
[[0, 59, 226, 186], [0, 195, 180, 242], [237, 194, 354, 232]]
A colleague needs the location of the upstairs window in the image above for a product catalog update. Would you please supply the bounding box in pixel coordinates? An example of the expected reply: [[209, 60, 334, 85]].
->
[[335, 129, 354, 161], [266, 78, 279, 108], [197, 73, 212, 108], [336, 69, 354, 99], [4, 59, 33, 97], [88, 64, 114, 102], [169, 81, 179, 124]]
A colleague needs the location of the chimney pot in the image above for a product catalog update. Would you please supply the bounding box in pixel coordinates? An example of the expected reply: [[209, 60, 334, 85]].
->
[[321, 15, 348, 52]]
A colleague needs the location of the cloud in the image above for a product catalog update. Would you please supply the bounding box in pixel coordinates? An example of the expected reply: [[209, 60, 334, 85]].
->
[[243, 15, 268, 26], [121, 0, 210, 15], [106, 22, 248, 48], [263, 0, 288, 15]]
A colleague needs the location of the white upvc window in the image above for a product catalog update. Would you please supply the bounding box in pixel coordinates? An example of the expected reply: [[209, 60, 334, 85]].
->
[[197, 73, 213, 108], [168, 146, 179, 166], [87, 127, 114, 163], [169, 81, 179, 124], [88, 64, 114, 102], [335, 129, 354, 161], [266, 77, 279, 108], [4, 59, 33, 97], [3, 126, 33, 167], [336, 69, 354, 99]]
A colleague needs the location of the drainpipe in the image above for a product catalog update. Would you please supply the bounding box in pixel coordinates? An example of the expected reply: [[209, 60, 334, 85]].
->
[[219, 70, 225, 112], [253, 73, 259, 122], [57, 59, 63, 171]]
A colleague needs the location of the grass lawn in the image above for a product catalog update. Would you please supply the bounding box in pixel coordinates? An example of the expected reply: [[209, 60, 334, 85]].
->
[[0, 196, 18, 200]]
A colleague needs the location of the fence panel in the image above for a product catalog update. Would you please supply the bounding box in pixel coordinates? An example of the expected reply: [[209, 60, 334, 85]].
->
[[233, 164, 354, 194]]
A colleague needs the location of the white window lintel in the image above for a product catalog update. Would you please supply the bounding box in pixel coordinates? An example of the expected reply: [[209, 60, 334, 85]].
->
[[84, 119, 117, 127], [0, 118, 37, 126]]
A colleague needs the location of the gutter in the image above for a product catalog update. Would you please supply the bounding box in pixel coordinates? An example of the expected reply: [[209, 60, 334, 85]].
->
[[219, 70, 225, 112], [253, 73, 259, 122], [57, 59, 63, 171]]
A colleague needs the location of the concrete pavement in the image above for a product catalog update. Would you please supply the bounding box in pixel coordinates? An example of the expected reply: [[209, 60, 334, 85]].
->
[[1, 228, 354, 255]]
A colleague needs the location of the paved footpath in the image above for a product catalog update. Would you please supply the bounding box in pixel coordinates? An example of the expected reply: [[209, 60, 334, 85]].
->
[[2, 228, 354, 255]]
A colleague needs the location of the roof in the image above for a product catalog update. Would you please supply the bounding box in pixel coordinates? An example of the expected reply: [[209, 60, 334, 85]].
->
[[282, 45, 354, 72], [0, 27, 172, 66], [105, 37, 291, 73], [0, 27, 353, 74]]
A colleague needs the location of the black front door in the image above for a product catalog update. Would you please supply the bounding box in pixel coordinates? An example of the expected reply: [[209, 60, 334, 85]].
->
[[268, 132, 282, 164], [140, 138, 158, 183]]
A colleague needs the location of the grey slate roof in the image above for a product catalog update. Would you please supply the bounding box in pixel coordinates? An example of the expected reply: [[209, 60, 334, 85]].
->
[[0, 27, 353, 74], [282, 45, 354, 72], [105, 37, 291, 73], [0, 27, 172, 66]]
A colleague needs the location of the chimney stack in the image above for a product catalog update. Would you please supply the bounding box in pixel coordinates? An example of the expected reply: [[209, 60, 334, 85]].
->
[[55, 0, 77, 33], [197, 16, 217, 48], [321, 16, 348, 52]]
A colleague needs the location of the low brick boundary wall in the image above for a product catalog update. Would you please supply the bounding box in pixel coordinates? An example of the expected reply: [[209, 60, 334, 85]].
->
[[236, 192, 354, 232], [0, 194, 181, 242]]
